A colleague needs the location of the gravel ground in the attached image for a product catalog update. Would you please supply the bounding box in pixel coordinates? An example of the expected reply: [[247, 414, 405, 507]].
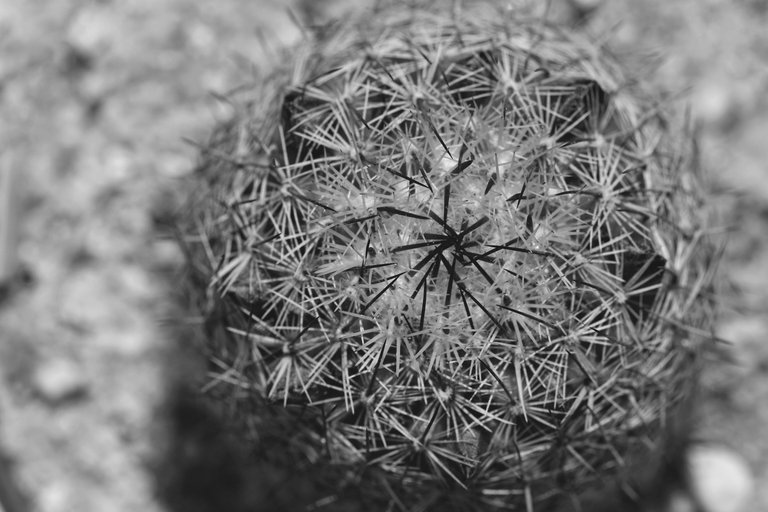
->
[[0, 1, 766, 511]]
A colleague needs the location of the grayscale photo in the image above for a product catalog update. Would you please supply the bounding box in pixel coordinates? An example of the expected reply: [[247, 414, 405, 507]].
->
[[0, 1, 765, 511]]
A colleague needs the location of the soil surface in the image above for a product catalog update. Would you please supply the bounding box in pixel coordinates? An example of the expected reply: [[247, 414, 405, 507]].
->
[[0, 1, 765, 511]]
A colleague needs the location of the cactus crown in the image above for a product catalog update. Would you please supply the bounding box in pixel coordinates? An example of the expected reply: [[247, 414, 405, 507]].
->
[[186, 2, 717, 510]]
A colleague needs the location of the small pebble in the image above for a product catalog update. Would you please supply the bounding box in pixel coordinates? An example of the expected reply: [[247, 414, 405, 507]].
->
[[32, 358, 88, 404], [152, 238, 184, 269], [688, 445, 753, 512], [65, 5, 121, 55], [667, 490, 697, 512], [693, 82, 740, 129]]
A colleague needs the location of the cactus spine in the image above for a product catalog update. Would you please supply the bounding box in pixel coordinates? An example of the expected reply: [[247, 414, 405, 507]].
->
[[183, 2, 718, 510]]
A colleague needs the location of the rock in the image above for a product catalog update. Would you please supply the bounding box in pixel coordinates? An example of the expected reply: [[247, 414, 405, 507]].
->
[[693, 82, 740, 130], [688, 445, 754, 512], [32, 358, 88, 404], [65, 5, 122, 56], [667, 490, 697, 512]]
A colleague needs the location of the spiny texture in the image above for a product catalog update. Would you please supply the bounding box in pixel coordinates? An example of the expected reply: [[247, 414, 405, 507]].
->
[[184, 2, 718, 510]]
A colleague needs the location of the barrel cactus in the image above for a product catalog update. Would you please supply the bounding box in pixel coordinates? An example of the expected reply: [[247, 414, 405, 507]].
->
[[182, 1, 718, 510]]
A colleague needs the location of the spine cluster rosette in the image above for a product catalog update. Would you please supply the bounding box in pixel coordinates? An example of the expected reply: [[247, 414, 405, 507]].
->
[[182, 2, 719, 510]]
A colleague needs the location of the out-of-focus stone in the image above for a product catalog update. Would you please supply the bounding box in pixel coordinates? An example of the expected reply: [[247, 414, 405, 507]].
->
[[32, 358, 88, 404], [65, 5, 122, 56], [667, 490, 697, 512], [152, 238, 184, 269], [693, 82, 741, 129], [688, 445, 754, 512]]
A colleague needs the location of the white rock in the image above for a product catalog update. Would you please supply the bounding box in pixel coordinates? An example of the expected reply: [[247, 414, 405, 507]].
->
[[32, 358, 88, 404], [688, 445, 754, 512], [693, 83, 738, 128], [667, 490, 697, 512], [65, 5, 122, 55]]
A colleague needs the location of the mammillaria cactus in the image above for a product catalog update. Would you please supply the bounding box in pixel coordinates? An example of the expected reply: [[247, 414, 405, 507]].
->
[[181, 1, 718, 510]]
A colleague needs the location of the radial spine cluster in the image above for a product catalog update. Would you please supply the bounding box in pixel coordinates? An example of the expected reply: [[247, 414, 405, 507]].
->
[[185, 2, 718, 510]]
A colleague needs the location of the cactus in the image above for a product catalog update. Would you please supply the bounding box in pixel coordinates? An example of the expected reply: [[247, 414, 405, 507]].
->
[[182, 2, 719, 510]]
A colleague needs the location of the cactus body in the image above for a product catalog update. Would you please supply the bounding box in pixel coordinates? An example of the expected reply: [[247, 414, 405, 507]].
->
[[184, 2, 717, 510]]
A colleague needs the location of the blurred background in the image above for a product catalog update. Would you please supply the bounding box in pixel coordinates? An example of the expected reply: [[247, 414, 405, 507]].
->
[[0, 0, 766, 511]]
